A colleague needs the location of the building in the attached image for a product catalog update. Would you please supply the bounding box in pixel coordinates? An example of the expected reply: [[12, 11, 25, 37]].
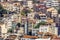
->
[[0, 23, 8, 37], [56, 14, 60, 35], [1, 2, 20, 13], [21, 35, 38, 40], [0, 0, 8, 2], [52, 37, 60, 40], [21, 35, 50, 40], [46, 18, 54, 24], [52, 0, 59, 7], [0, 0, 22, 2], [33, 1, 46, 12], [32, 29, 39, 36], [46, 0, 59, 8], [34, 12, 47, 23], [47, 7, 58, 18], [17, 27, 24, 35], [27, 1, 33, 8], [39, 13, 47, 22], [1, 2, 14, 12], [39, 25, 58, 35], [28, 12, 35, 19]]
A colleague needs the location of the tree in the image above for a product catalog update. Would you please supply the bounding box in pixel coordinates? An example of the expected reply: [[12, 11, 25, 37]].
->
[[21, 7, 32, 16], [58, 9, 60, 14], [34, 21, 46, 28], [8, 28, 13, 33], [17, 23, 21, 27], [0, 4, 8, 17]]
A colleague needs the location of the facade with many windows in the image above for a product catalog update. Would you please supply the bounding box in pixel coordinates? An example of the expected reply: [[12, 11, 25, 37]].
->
[[39, 25, 58, 35], [46, 0, 59, 8]]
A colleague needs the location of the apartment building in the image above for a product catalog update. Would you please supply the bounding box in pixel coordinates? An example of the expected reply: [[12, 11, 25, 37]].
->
[[46, 1, 51, 8], [0, 23, 8, 38], [1, 2, 14, 12], [0, 0, 8, 2], [1, 2, 20, 13], [21, 35, 38, 40], [52, 0, 59, 7], [27, 1, 33, 8], [21, 38, 50, 40], [46, 0, 59, 8], [56, 14, 60, 35], [33, 2, 46, 13], [47, 7, 58, 17], [39, 13, 47, 22], [28, 12, 35, 19], [32, 29, 39, 36], [21, 35, 50, 40], [39, 25, 58, 35], [34, 12, 47, 23], [0, 0, 21, 2], [46, 18, 54, 24], [58, 0, 60, 7]]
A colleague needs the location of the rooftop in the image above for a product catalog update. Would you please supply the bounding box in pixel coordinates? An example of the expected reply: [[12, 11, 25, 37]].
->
[[23, 35, 38, 39]]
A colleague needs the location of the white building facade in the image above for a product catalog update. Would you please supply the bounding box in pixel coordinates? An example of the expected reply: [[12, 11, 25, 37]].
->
[[21, 38, 50, 40], [39, 25, 58, 35], [46, 0, 59, 8]]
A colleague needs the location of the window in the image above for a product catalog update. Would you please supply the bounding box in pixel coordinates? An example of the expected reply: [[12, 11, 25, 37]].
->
[[28, 23, 32, 27], [44, 28, 47, 32], [21, 38, 25, 40]]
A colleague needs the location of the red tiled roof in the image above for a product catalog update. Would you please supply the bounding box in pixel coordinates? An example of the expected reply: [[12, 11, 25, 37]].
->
[[23, 35, 38, 39], [37, 32, 43, 34]]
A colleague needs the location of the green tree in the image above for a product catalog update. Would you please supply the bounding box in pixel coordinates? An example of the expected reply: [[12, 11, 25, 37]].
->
[[8, 28, 13, 33], [58, 9, 60, 14], [21, 8, 32, 16], [0, 4, 7, 13], [34, 21, 46, 28], [0, 4, 8, 17]]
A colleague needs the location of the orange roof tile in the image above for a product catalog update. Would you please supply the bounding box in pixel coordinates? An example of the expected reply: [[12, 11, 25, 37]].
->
[[45, 32, 52, 35], [9, 35, 17, 39], [37, 32, 43, 34], [42, 36, 49, 38], [23, 35, 38, 39]]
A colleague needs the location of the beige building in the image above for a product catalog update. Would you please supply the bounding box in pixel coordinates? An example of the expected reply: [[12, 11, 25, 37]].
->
[[27, 12, 35, 19], [39, 13, 47, 22], [1, 2, 21, 23], [27, 1, 33, 8], [39, 25, 58, 35], [17, 27, 24, 35], [47, 7, 58, 17], [0, 23, 8, 38], [1, 2, 20, 12], [1, 2, 13, 11]]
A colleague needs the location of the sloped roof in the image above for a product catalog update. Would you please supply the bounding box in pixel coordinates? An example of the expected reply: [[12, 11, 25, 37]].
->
[[23, 35, 38, 39]]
